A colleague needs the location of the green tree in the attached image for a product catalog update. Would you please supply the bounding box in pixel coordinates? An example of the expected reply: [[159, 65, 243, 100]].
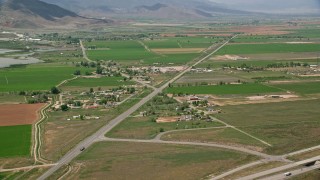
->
[[61, 104, 69, 111], [51, 87, 60, 94], [74, 70, 81, 76], [96, 66, 104, 74]]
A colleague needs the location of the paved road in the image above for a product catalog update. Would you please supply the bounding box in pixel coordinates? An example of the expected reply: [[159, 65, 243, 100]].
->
[[259, 163, 320, 180], [238, 155, 320, 180], [37, 36, 237, 180], [210, 161, 264, 180]]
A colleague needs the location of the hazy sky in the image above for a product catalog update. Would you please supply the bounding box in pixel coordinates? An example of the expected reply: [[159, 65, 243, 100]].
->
[[210, 0, 320, 14]]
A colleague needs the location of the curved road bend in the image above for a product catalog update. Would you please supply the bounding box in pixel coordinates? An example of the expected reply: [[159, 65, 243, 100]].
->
[[38, 35, 237, 180], [99, 137, 284, 161]]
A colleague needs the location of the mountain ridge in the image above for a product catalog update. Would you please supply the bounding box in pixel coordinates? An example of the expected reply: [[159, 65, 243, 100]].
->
[[40, 0, 252, 19], [0, 0, 112, 29]]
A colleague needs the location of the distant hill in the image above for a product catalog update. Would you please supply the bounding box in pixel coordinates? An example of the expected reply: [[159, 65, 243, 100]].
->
[[41, 0, 252, 20], [0, 0, 112, 29]]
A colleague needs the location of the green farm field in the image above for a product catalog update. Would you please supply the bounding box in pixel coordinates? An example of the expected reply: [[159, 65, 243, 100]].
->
[[0, 125, 31, 157], [0, 64, 92, 92], [270, 82, 320, 95], [231, 35, 314, 43], [216, 99, 320, 154], [143, 53, 199, 65], [86, 40, 157, 61], [165, 83, 283, 95], [289, 28, 320, 38], [67, 141, 257, 180], [216, 43, 320, 55], [64, 76, 134, 88], [87, 49, 156, 61], [144, 37, 218, 49]]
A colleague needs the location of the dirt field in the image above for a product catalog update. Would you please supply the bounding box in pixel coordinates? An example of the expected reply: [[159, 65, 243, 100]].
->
[[225, 25, 295, 35], [152, 48, 205, 54], [213, 55, 248, 61], [0, 104, 45, 126], [156, 116, 180, 123]]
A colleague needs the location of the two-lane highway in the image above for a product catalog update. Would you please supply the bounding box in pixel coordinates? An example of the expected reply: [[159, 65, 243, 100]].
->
[[38, 35, 237, 180]]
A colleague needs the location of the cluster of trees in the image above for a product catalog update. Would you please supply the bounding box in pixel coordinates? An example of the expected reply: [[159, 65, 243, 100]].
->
[[221, 63, 263, 71], [19, 91, 49, 104], [77, 61, 98, 68], [192, 100, 208, 107], [98, 95, 120, 105], [266, 62, 309, 68]]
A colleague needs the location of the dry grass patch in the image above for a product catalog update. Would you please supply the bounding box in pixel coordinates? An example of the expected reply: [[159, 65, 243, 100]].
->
[[66, 141, 258, 180]]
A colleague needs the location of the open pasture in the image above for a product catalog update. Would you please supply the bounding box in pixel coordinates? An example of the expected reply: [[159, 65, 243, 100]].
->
[[86, 40, 157, 61], [270, 81, 320, 95], [143, 53, 199, 65], [151, 48, 205, 54], [0, 103, 44, 126], [107, 116, 223, 139], [216, 43, 320, 55], [162, 127, 267, 151], [289, 28, 320, 38], [0, 125, 31, 157], [0, 93, 26, 104], [69, 141, 257, 180], [144, 37, 217, 49], [165, 83, 283, 95], [216, 99, 320, 154], [0, 64, 91, 92], [87, 48, 156, 61], [231, 35, 316, 43], [85, 40, 142, 49]]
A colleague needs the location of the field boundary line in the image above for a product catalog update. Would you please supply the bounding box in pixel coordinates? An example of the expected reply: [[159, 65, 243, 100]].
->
[[137, 41, 151, 52], [185, 102, 272, 147], [79, 40, 94, 63], [212, 117, 272, 147], [284, 144, 320, 157], [0, 164, 57, 173], [5, 75, 8, 84], [56, 76, 78, 88]]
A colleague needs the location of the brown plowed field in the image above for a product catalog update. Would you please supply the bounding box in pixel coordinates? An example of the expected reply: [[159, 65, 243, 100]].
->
[[0, 103, 45, 126]]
